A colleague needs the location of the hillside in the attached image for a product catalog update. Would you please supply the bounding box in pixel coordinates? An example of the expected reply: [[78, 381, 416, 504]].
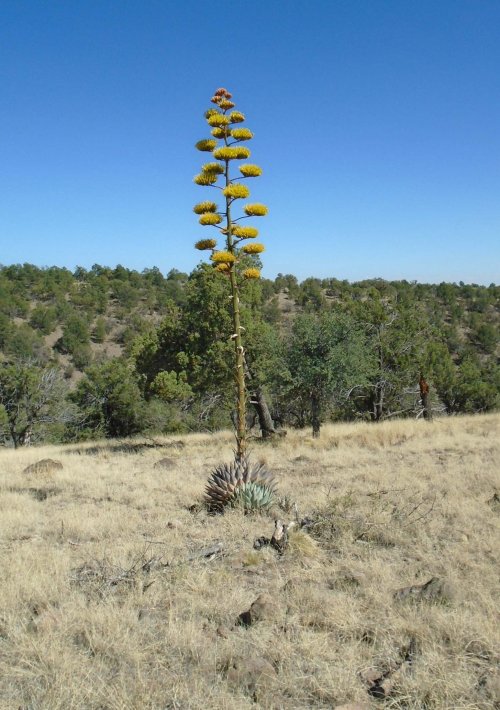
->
[[0, 414, 499, 708], [1, 264, 499, 446], [1, 264, 499, 380]]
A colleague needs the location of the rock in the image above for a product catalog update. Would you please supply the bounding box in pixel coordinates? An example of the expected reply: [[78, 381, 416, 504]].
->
[[334, 704, 370, 710], [487, 492, 500, 512], [166, 520, 181, 529], [23, 459, 63, 475], [216, 625, 231, 639], [226, 656, 276, 691], [154, 457, 175, 470], [237, 593, 281, 627], [393, 576, 450, 602], [0, 617, 8, 639]]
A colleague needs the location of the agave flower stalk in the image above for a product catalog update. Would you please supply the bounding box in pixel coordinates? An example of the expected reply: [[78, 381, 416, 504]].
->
[[193, 88, 268, 460]]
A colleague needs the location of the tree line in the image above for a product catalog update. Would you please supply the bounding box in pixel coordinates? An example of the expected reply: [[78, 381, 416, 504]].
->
[[0, 263, 498, 446]]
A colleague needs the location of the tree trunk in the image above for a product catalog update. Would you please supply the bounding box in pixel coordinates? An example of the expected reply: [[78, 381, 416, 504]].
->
[[311, 392, 321, 438], [372, 340, 384, 421], [243, 355, 280, 439], [419, 375, 432, 420], [252, 386, 276, 438], [10, 424, 20, 449], [373, 382, 384, 421]]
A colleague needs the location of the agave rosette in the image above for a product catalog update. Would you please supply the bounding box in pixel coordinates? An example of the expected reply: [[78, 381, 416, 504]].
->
[[205, 457, 277, 511]]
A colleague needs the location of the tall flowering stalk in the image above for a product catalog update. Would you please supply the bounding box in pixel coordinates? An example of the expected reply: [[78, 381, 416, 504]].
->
[[193, 88, 268, 459]]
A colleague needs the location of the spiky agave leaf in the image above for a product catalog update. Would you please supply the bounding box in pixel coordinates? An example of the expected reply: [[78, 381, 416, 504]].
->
[[205, 457, 276, 511], [231, 482, 275, 511]]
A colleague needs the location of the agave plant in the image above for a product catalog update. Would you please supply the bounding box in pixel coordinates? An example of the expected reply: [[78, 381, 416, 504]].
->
[[205, 457, 277, 512]]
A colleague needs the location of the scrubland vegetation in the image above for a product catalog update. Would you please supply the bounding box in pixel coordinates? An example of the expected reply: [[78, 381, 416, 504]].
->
[[1, 263, 499, 447], [0, 414, 499, 708]]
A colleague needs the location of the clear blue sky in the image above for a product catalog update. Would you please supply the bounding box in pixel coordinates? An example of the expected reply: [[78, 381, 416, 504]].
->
[[1, 0, 499, 284]]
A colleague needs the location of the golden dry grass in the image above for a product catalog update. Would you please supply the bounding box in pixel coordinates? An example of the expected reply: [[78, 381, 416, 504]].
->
[[0, 414, 499, 709]]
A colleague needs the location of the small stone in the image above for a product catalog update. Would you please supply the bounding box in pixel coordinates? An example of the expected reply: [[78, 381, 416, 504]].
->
[[23, 459, 63, 475], [216, 625, 230, 639], [487, 492, 500, 512], [237, 593, 281, 627], [334, 704, 370, 710], [166, 520, 181, 529]]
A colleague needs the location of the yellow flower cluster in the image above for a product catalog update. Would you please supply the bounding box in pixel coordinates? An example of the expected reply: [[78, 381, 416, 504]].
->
[[199, 212, 222, 226], [244, 203, 268, 216], [193, 201, 218, 214], [201, 162, 224, 174], [223, 183, 250, 199], [207, 113, 230, 127], [195, 91, 266, 283], [233, 147, 251, 159], [211, 127, 229, 139], [195, 238, 217, 250], [231, 128, 253, 141], [195, 139, 217, 152], [218, 98, 235, 110], [229, 111, 245, 123], [239, 164, 262, 177], [243, 268, 261, 279], [213, 146, 251, 161], [211, 250, 236, 264], [232, 226, 258, 239], [194, 172, 218, 186], [241, 242, 265, 254]]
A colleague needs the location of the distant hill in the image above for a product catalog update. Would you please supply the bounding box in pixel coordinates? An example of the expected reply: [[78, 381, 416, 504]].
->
[[1, 264, 498, 380]]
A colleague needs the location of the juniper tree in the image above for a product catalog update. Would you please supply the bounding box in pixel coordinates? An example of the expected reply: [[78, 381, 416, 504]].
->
[[288, 312, 373, 437], [193, 88, 267, 459], [0, 361, 73, 447]]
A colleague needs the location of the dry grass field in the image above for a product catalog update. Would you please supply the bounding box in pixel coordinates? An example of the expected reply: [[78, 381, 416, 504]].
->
[[0, 414, 499, 709]]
